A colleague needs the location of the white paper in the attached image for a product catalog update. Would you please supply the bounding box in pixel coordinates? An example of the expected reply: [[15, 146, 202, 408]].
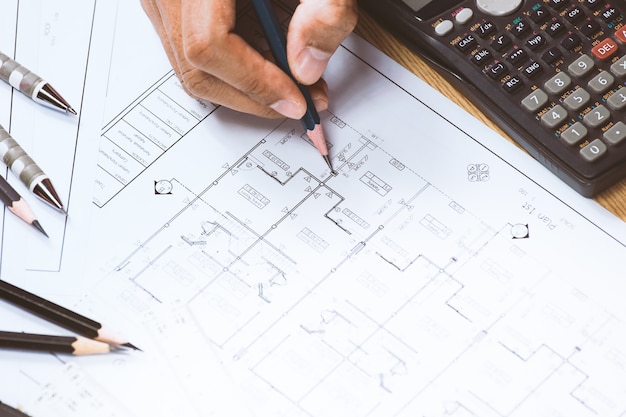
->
[[3, 1, 626, 416]]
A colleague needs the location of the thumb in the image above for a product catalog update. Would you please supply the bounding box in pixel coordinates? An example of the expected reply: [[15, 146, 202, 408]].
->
[[287, 0, 358, 85]]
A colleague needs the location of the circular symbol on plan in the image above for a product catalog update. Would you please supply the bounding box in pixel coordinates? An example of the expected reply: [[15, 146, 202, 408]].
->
[[467, 164, 490, 182], [511, 223, 530, 239], [154, 179, 173, 194]]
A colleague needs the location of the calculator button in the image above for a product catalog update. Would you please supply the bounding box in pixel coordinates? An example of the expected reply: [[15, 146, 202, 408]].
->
[[616, 27, 626, 44], [435, 20, 454, 36], [476, 22, 497, 38], [591, 38, 619, 60], [510, 19, 531, 37], [544, 72, 571, 94], [523, 61, 543, 78], [486, 61, 507, 79], [545, 20, 566, 37], [607, 87, 626, 110], [503, 76, 524, 93], [561, 33, 582, 51], [580, 20, 602, 38], [561, 122, 588, 145], [600, 7, 619, 23], [521, 89, 548, 112], [456, 34, 477, 52], [580, 138, 607, 162], [610, 55, 626, 77], [526, 34, 546, 50], [583, 105, 610, 128], [548, 0, 568, 10], [476, 0, 523, 17], [563, 87, 591, 111], [542, 47, 563, 64], [587, 70, 614, 94], [491, 34, 512, 51], [508, 48, 527, 65], [568, 55, 595, 77], [584, 0, 604, 10], [564, 7, 585, 24], [530, 6, 550, 24], [603, 121, 626, 145], [541, 105, 568, 128], [472, 49, 492, 65], [455, 8, 474, 24]]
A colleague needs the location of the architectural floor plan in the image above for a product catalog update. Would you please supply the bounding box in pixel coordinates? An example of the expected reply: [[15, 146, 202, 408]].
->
[[2, 1, 626, 416]]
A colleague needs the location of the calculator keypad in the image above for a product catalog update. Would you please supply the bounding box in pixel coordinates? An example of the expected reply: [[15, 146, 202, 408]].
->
[[435, 0, 626, 188]]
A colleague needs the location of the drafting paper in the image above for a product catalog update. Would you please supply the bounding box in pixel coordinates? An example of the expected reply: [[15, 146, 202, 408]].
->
[[3, 1, 626, 416]]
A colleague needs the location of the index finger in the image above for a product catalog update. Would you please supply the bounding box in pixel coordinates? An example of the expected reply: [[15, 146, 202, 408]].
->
[[182, 0, 309, 119]]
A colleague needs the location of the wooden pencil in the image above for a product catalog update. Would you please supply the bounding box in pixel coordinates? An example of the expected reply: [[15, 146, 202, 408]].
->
[[0, 400, 31, 417], [0, 175, 47, 236], [0, 280, 139, 350], [0, 331, 116, 355]]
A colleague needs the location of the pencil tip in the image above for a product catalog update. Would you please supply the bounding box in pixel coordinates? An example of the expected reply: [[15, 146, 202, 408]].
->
[[32, 220, 48, 237], [122, 342, 142, 351], [322, 154, 334, 172]]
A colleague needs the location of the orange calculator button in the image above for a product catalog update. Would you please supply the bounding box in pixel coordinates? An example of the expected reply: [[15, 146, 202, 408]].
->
[[592, 38, 618, 60], [616, 27, 626, 44]]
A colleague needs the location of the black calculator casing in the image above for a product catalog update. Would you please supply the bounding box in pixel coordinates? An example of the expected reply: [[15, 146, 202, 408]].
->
[[359, 0, 626, 196]]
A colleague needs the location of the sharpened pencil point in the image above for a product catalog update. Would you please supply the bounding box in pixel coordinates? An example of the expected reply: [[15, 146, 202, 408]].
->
[[322, 155, 334, 172], [122, 342, 142, 351], [32, 220, 48, 237]]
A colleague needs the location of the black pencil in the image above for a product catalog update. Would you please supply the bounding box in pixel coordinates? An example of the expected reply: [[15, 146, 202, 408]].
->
[[0, 400, 30, 417], [0, 175, 47, 237], [0, 331, 117, 355], [251, 0, 334, 173], [0, 280, 139, 350]]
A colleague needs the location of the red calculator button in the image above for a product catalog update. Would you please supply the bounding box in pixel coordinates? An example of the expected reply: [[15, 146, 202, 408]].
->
[[616, 27, 626, 44], [592, 38, 618, 60]]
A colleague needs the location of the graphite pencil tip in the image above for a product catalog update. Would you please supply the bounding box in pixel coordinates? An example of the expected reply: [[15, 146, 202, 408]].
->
[[322, 155, 334, 172], [306, 124, 332, 164], [32, 220, 48, 237], [122, 342, 142, 351]]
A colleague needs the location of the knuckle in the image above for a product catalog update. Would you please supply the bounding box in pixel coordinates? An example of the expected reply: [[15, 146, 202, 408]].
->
[[241, 72, 268, 100], [178, 69, 214, 100], [183, 31, 222, 68], [319, 4, 358, 33]]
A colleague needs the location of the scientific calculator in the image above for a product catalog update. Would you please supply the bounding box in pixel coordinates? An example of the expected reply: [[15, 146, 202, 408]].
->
[[359, 0, 626, 196]]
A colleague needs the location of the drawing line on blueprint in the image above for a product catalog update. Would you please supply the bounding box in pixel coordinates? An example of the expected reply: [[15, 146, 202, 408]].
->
[[83, 24, 626, 416]]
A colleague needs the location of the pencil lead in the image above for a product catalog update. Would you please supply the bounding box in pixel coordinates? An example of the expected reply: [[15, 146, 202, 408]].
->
[[122, 342, 142, 351], [32, 220, 48, 237], [322, 155, 333, 172], [109, 345, 125, 352]]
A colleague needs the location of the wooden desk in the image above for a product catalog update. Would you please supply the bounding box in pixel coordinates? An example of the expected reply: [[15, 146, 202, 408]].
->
[[355, 11, 626, 222]]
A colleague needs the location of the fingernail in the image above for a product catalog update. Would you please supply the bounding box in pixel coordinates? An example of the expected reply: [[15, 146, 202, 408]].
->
[[295, 47, 331, 85], [270, 99, 305, 119]]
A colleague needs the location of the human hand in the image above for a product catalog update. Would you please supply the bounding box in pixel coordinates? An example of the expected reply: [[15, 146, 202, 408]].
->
[[140, 0, 358, 119]]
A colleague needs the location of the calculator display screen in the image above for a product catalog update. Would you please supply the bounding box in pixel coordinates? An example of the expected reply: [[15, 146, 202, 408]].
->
[[401, 0, 463, 20]]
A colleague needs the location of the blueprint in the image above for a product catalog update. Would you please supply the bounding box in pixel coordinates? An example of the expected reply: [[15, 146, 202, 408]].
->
[[3, 0, 626, 416]]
